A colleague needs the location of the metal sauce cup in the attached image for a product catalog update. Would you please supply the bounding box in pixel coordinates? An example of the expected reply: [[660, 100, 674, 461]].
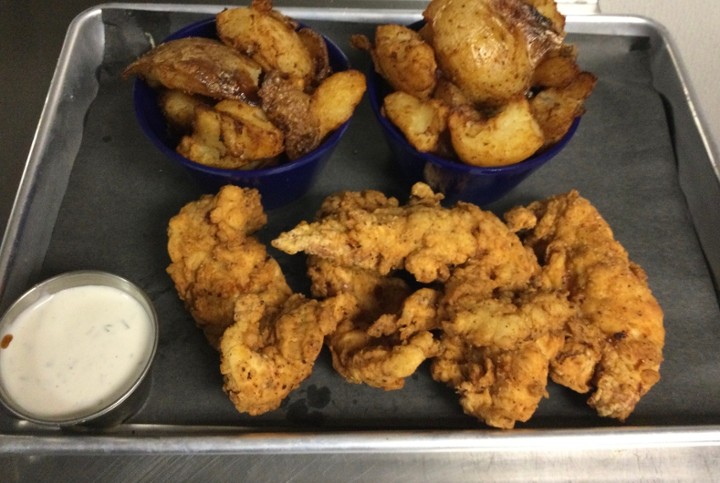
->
[[0, 271, 158, 428]]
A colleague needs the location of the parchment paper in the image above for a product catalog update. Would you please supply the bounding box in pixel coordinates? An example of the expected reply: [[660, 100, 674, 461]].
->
[[31, 9, 720, 429]]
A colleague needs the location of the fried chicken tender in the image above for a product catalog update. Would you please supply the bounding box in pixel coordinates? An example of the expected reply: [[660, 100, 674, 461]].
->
[[504, 190, 665, 420], [220, 292, 357, 415], [166, 185, 292, 347], [272, 183, 509, 283], [327, 288, 442, 390], [432, 326, 565, 429], [301, 188, 441, 390], [307, 258, 440, 390], [430, 213, 573, 428]]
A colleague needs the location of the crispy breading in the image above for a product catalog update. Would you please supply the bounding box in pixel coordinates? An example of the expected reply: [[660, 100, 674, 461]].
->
[[432, 328, 565, 429], [220, 292, 357, 415], [432, 220, 571, 428], [272, 183, 507, 283], [166, 186, 292, 347], [505, 190, 665, 420], [327, 288, 442, 390]]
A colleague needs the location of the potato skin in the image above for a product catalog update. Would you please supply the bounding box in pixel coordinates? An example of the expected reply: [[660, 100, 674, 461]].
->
[[383, 91, 449, 153], [424, 0, 533, 105], [372, 25, 438, 99], [123, 37, 261, 101], [311, 70, 367, 139], [530, 71, 597, 146], [448, 97, 544, 167], [217, 6, 314, 89]]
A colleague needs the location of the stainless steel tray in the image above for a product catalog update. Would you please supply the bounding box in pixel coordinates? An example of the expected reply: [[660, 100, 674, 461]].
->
[[2, 2, 720, 479]]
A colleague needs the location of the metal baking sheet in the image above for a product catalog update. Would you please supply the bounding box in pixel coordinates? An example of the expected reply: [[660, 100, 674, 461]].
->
[[1, 1, 720, 465]]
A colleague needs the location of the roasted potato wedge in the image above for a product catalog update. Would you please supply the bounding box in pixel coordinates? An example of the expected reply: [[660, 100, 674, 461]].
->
[[423, 0, 561, 105], [383, 91, 450, 153], [371, 25, 438, 99], [158, 90, 209, 133], [123, 37, 262, 101], [311, 70, 367, 139], [298, 27, 332, 88], [177, 101, 282, 169], [217, 6, 315, 89], [214, 99, 285, 159], [530, 71, 597, 145], [532, 44, 579, 89], [448, 97, 544, 167], [259, 72, 321, 160], [524, 0, 566, 36]]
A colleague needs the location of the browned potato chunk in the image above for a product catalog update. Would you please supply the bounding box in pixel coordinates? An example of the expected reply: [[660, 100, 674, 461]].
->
[[311, 70, 367, 139], [424, 0, 532, 104], [448, 97, 544, 167], [158, 90, 208, 132], [524, 0, 566, 36], [372, 24, 437, 99], [177, 101, 283, 170], [298, 27, 332, 87], [423, 0, 561, 105], [217, 6, 314, 89], [432, 78, 472, 109], [259, 72, 321, 160], [383, 91, 450, 153], [532, 44, 579, 88], [214, 100, 285, 159], [530, 71, 597, 145], [123, 37, 262, 101]]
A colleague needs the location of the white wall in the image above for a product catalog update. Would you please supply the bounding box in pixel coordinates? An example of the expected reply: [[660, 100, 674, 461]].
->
[[600, 0, 720, 154]]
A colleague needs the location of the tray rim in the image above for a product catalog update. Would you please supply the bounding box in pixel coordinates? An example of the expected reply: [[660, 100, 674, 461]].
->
[[1, 3, 720, 458]]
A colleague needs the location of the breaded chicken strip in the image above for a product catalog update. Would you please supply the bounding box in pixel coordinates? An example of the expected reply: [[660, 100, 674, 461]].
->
[[433, 329, 565, 429], [432, 290, 574, 429], [297, 188, 442, 390], [505, 190, 665, 420], [273, 182, 511, 283], [220, 292, 357, 415], [327, 288, 442, 390], [167, 185, 292, 347]]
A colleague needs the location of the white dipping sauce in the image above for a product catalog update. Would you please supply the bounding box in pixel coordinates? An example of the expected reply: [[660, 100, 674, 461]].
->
[[0, 284, 154, 420]]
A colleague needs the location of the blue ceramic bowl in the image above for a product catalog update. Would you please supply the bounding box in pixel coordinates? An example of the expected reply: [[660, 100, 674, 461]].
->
[[133, 18, 352, 209], [366, 23, 580, 206]]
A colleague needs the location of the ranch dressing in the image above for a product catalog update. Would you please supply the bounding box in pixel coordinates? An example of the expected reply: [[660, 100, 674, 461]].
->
[[0, 284, 154, 420]]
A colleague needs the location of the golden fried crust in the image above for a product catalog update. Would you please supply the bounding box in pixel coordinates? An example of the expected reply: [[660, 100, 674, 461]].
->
[[433, 289, 572, 429], [432, 331, 564, 429], [220, 293, 357, 415], [272, 183, 505, 283], [166, 185, 292, 347], [505, 190, 665, 421], [307, 256, 411, 321], [327, 288, 442, 390], [123, 37, 261, 101]]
